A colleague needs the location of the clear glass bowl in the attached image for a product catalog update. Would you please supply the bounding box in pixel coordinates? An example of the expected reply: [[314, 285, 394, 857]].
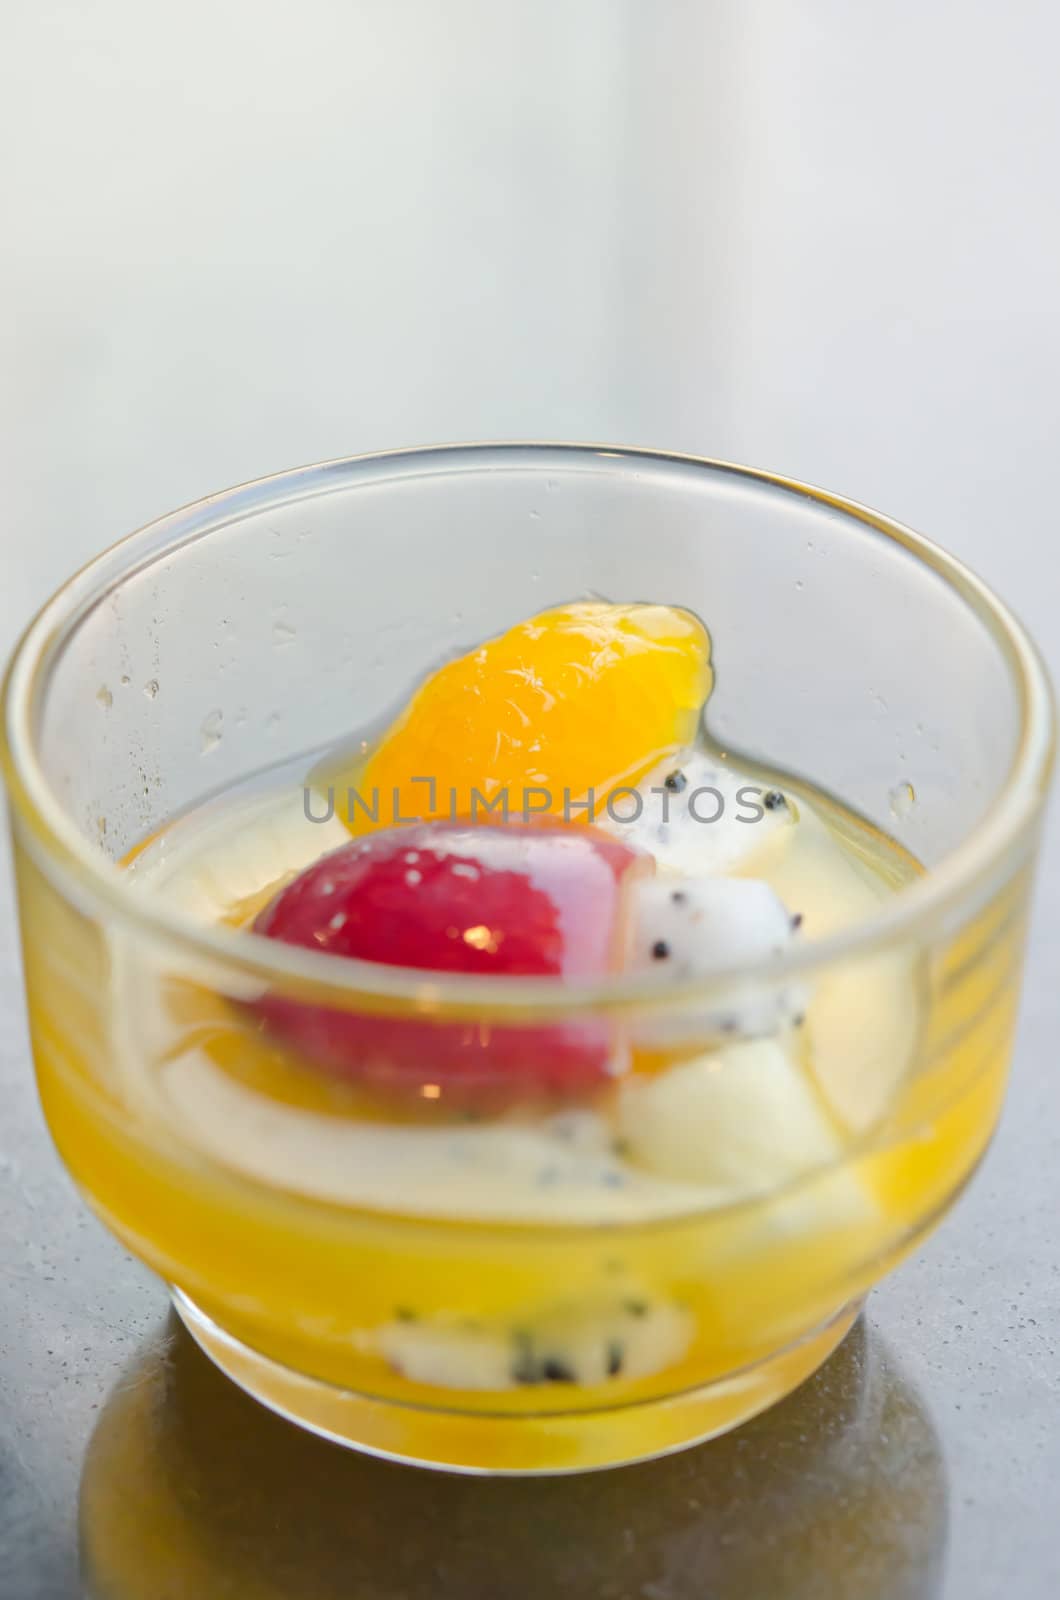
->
[[2, 445, 1054, 1474]]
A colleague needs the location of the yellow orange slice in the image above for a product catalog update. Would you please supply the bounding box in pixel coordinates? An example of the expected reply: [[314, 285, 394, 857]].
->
[[334, 601, 712, 832]]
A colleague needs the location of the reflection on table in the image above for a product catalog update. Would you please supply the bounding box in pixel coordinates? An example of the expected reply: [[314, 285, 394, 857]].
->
[[80, 1311, 946, 1600]]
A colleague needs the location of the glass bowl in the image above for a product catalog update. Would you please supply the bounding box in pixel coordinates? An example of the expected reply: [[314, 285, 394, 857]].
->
[[2, 444, 1053, 1474]]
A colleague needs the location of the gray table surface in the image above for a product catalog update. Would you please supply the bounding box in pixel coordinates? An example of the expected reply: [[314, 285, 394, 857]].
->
[[1, 4, 1058, 1596]]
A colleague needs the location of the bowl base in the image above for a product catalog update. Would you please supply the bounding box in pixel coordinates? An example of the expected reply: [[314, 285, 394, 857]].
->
[[171, 1289, 864, 1476]]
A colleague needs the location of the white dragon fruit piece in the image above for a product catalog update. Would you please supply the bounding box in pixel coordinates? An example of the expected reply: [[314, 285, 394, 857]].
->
[[599, 749, 796, 876], [627, 873, 806, 1042]]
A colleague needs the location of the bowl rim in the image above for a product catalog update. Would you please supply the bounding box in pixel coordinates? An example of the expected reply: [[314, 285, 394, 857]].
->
[[2, 441, 1055, 1021]]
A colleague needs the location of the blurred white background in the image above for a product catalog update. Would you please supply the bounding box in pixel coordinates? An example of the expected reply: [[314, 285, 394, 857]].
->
[[1, 4, 1058, 1597], [3, 2, 1059, 643]]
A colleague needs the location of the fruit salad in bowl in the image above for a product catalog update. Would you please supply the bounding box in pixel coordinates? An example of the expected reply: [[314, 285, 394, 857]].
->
[[4, 446, 1051, 1473]]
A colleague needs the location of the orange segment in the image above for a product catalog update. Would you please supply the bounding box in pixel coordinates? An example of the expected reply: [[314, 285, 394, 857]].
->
[[334, 602, 712, 832]]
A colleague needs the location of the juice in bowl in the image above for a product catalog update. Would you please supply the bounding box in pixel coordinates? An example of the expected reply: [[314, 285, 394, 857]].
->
[[2, 446, 1053, 1474]]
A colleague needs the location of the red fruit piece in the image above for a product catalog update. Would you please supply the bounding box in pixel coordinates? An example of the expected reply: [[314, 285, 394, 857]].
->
[[252, 822, 648, 1103]]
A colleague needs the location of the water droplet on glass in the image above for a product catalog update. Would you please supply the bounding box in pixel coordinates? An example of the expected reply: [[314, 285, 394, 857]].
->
[[265, 710, 281, 733], [143, 679, 159, 700], [529, 509, 540, 520], [889, 780, 916, 820], [95, 816, 107, 841], [273, 619, 296, 645], [546, 479, 558, 493], [200, 708, 224, 754], [120, 674, 131, 688], [96, 685, 112, 709], [794, 580, 805, 592]]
